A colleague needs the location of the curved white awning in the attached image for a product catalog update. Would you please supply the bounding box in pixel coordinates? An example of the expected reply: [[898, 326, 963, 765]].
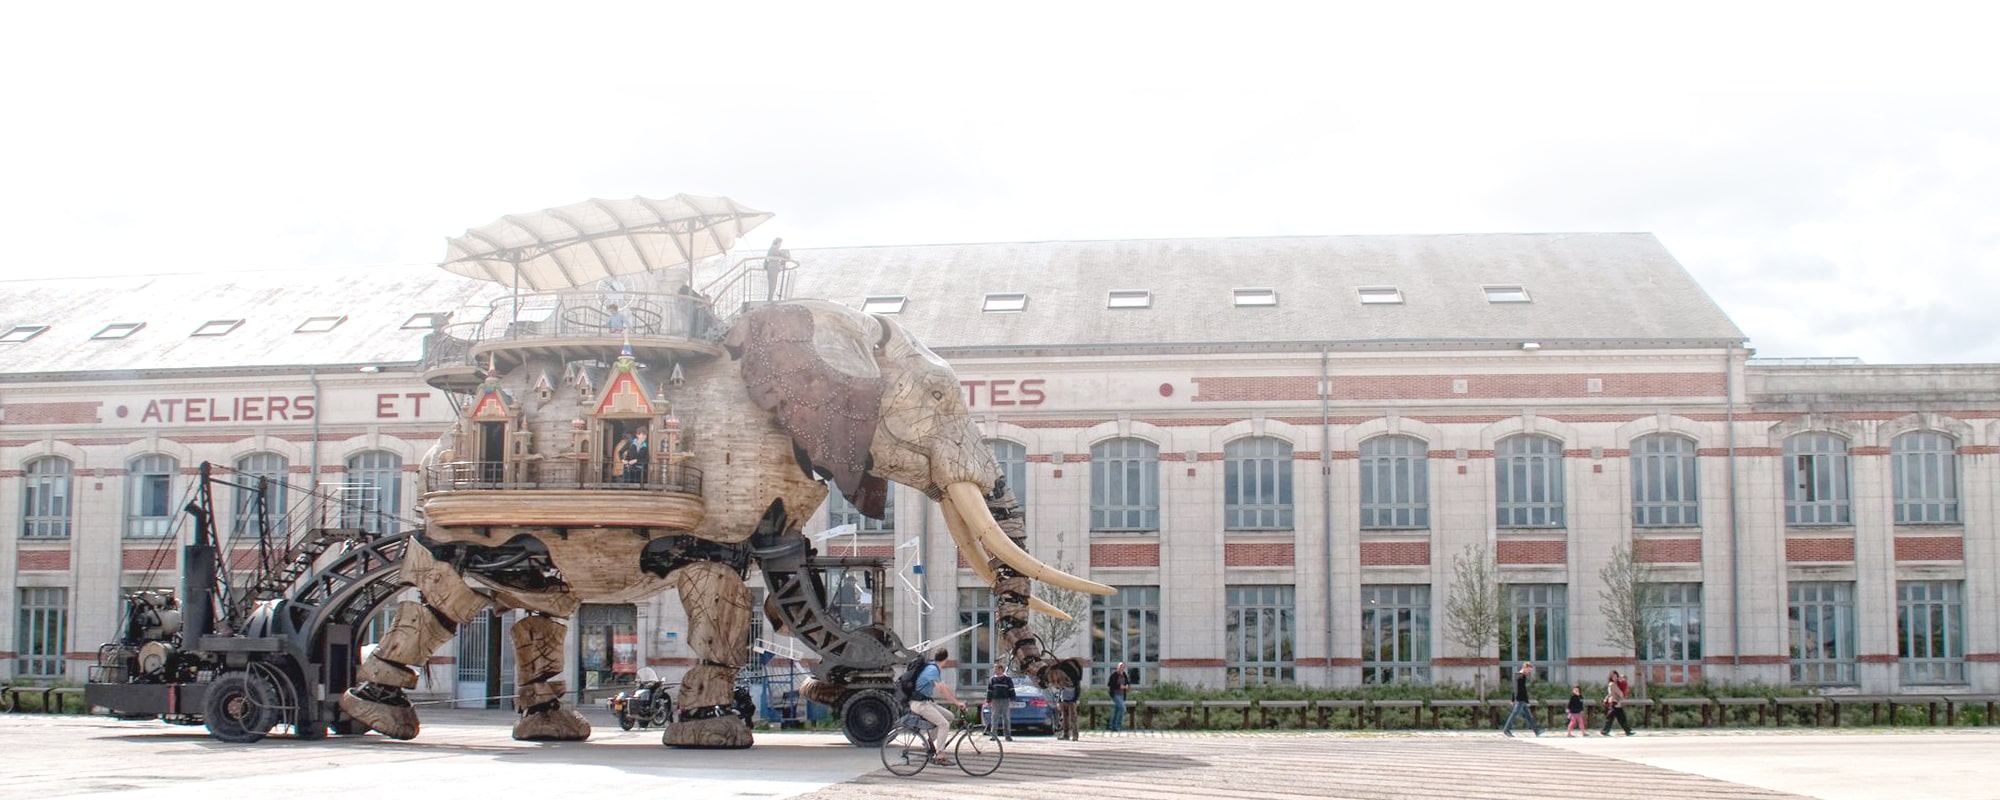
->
[[439, 194, 773, 291]]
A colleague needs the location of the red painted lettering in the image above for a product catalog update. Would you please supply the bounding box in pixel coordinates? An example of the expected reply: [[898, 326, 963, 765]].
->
[[990, 379, 1016, 406], [186, 398, 206, 423], [377, 393, 399, 418], [266, 396, 289, 420], [241, 396, 263, 422], [405, 392, 429, 417], [1018, 379, 1046, 406], [160, 399, 182, 422], [960, 380, 986, 407], [292, 395, 314, 421], [142, 400, 164, 423]]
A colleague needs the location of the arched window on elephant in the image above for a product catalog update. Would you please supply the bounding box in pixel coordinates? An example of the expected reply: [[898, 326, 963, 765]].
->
[[22, 456, 72, 539], [233, 452, 289, 539], [1091, 438, 1158, 532], [988, 439, 1028, 533], [1223, 437, 1292, 530], [343, 450, 404, 534], [126, 453, 179, 538], [1494, 435, 1564, 528], [1892, 431, 1959, 524]]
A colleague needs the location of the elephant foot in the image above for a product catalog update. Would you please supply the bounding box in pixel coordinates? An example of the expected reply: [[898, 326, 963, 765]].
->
[[663, 714, 754, 749], [338, 685, 419, 740], [512, 707, 591, 741]]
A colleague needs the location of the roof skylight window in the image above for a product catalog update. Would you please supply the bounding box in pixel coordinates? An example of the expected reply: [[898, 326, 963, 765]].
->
[[1232, 288, 1278, 307], [982, 292, 1028, 312], [192, 319, 243, 337], [93, 322, 145, 340], [1484, 285, 1531, 303], [861, 295, 907, 314], [1358, 287, 1404, 305], [401, 312, 449, 330], [1107, 290, 1152, 309], [1, 325, 49, 343], [296, 316, 347, 333]]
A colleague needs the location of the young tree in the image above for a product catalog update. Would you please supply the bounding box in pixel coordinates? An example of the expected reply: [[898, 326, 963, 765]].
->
[[1030, 537, 1093, 657], [1442, 542, 1502, 697], [1597, 542, 1663, 696]]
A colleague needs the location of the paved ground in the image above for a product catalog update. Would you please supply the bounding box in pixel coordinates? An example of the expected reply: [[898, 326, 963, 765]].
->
[[3, 710, 1994, 800]]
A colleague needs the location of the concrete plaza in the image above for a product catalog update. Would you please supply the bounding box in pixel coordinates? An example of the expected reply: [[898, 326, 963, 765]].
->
[[0, 709, 1990, 800]]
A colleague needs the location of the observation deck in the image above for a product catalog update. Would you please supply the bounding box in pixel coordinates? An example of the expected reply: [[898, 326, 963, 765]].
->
[[420, 460, 706, 530], [420, 290, 724, 393]]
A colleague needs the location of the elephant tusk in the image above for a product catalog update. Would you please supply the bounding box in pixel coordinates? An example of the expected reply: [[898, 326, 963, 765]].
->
[[940, 492, 1072, 620], [945, 482, 1115, 597]]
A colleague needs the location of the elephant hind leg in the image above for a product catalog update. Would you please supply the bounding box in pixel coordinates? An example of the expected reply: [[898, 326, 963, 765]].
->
[[339, 542, 490, 740], [663, 561, 754, 749], [510, 613, 590, 741], [338, 600, 461, 740]]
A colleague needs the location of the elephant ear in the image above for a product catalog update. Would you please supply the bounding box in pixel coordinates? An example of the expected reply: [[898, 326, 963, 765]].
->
[[727, 303, 889, 515]]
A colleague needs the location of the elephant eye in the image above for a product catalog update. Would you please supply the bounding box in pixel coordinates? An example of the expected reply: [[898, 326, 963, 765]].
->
[[931, 390, 944, 400]]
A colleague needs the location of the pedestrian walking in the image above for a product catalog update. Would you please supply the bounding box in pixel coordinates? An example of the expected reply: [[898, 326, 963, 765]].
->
[[1601, 670, 1635, 736], [1500, 661, 1543, 737], [1566, 685, 1587, 736]]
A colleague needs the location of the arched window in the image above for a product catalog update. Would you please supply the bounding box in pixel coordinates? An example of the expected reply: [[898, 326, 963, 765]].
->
[[1360, 436, 1429, 530], [989, 440, 1029, 533], [1892, 431, 1958, 524], [1631, 434, 1699, 527], [343, 451, 404, 534], [1784, 433, 1850, 525], [1090, 438, 1158, 532], [22, 456, 73, 539], [827, 486, 895, 533], [127, 454, 179, 538], [1495, 435, 1564, 528], [1224, 437, 1293, 530], [233, 453, 289, 538]]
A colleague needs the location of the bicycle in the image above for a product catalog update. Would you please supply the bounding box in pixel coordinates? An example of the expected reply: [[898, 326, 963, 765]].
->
[[879, 705, 1002, 777]]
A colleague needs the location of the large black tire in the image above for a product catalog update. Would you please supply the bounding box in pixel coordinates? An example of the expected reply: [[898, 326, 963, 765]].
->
[[204, 671, 278, 744], [649, 699, 671, 729], [839, 689, 899, 747], [618, 707, 636, 730]]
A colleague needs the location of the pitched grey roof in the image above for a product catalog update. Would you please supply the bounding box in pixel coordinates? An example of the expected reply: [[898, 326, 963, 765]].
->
[[0, 233, 1744, 378], [0, 265, 504, 378], [782, 232, 1745, 353]]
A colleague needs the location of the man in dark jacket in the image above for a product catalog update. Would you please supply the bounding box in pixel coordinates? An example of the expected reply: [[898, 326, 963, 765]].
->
[[1501, 661, 1543, 737], [1107, 662, 1132, 731], [984, 665, 1016, 741]]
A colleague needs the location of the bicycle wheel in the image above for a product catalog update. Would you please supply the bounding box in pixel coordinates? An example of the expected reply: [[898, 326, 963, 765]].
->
[[955, 727, 1003, 777], [879, 725, 930, 776]]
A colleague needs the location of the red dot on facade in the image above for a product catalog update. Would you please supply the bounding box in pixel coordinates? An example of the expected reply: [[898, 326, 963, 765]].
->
[[116, 406, 128, 418], [1158, 383, 1174, 397]]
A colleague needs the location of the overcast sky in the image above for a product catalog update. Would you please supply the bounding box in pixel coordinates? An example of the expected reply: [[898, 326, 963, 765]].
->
[[4, 3, 1996, 363]]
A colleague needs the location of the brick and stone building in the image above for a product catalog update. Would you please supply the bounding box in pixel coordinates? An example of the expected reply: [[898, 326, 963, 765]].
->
[[3, 232, 1995, 701]]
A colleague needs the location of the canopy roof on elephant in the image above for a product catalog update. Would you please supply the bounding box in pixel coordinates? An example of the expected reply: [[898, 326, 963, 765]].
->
[[438, 195, 773, 292]]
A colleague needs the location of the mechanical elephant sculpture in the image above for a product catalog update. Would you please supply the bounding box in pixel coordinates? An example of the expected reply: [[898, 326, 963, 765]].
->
[[340, 299, 1109, 748]]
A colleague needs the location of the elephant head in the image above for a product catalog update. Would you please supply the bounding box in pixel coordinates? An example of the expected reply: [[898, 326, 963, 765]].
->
[[724, 300, 1110, 607]]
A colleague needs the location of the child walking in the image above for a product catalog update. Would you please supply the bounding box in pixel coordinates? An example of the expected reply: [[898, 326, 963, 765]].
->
[[1566, 685, 1588, 736]]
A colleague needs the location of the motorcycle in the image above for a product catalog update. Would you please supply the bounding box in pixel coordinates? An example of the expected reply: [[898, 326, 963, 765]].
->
[[612, 667, 672, 731]]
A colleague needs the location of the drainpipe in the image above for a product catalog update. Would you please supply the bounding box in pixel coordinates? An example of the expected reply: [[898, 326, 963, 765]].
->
[[1726, 344, 1742, 671], [309, 367, 323, 519], [1320, 346, 1334, 684]]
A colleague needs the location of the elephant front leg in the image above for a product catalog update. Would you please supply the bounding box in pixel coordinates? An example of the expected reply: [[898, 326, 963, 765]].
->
[[663, 561, 754, 749], [510, 613, 590, 741], [339, 543, 489, 740]]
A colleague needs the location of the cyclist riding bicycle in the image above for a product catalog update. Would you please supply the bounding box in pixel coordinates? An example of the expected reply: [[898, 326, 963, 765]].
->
[[909, 647, 966, 765]]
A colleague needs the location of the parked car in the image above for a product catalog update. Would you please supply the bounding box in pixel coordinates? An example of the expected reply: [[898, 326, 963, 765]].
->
[[980, 681, 1055, 734]]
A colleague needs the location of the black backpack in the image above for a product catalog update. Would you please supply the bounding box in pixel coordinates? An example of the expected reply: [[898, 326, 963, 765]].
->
[[896, 656, 929, 700]]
